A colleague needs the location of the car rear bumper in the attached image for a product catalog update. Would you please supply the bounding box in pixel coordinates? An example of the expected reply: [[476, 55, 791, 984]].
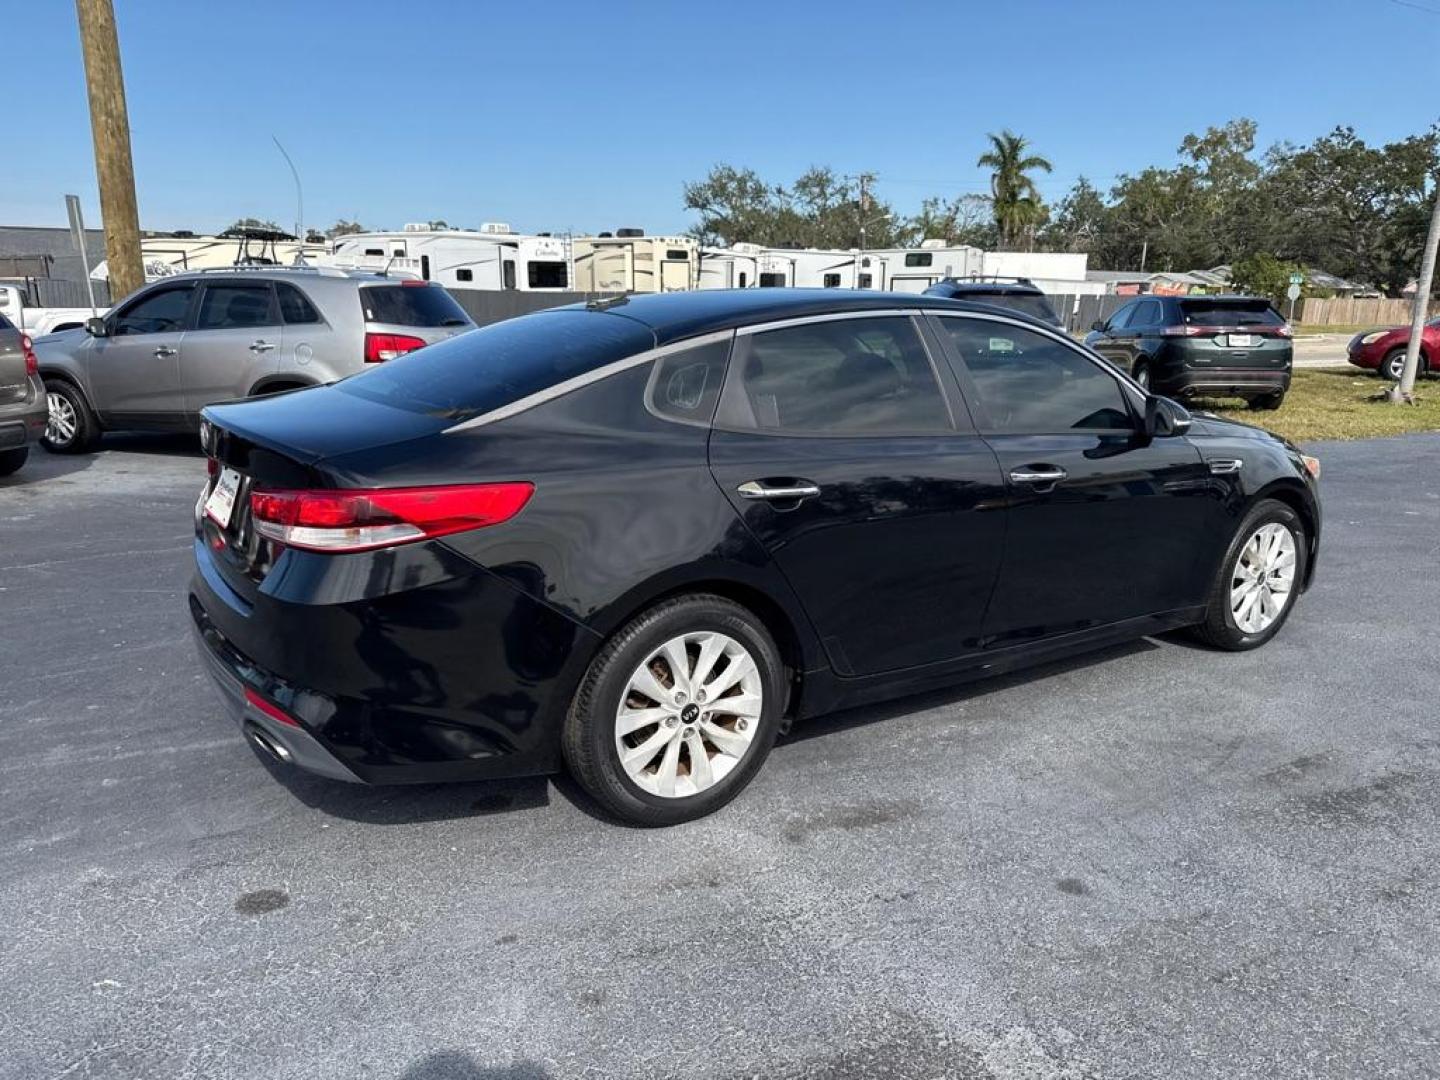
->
[[188, 534, 600, 785], [1167, 368, 1291, 398], [0, 375, 49, 449]]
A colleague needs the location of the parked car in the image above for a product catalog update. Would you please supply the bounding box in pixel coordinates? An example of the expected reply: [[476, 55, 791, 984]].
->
[[922, 277, 1064, 328], [190, 289, 1321, 825], [1085, 295, 1293, 410], [35, 267, 475, 453], [1346, 317, 1438, 381], [0, 312, 47, 476]]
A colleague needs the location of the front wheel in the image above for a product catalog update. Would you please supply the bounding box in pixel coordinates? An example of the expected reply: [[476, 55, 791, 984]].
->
[[1190, 499, 1307, 651], [1380, 348, 1419, 382], [1131, 360, 1151, 390], [41, 380, 100, 454], [562, 594, 785, 825]]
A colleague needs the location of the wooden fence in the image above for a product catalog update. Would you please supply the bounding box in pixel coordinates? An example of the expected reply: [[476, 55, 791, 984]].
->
[[1295, 296, 1440, 326]]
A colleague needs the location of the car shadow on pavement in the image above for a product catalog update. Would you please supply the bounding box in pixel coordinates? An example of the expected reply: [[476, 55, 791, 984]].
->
[[779, 637, 1162, 747], [253, 748, 555, 825], [0, 447, 97, 489], [399, 1051, 551, 1079], [97, 431, 203, 457]]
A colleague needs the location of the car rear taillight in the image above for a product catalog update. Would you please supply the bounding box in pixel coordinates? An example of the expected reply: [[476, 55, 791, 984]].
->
[[248, 482, 534, 553], [21, 334, 37, 376], [363, 331, 428, 363], [1274, 324, 1294, 337]]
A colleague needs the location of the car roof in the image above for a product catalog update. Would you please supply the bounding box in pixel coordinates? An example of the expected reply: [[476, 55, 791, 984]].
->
[[580, 288, 1056, 345], [930, 280, 1043, 295]]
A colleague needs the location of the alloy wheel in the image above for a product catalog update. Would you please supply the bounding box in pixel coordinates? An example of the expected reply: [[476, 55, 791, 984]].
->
[[46, 391, 77, 446], [613, 631, 762, 799], [1230, 522, 1297, 634]]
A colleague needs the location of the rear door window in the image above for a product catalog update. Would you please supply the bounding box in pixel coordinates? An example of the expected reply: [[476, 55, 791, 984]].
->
[[1131, 300, 1162, 328], [359, 284, 471, 327], [715, 316, 952, 435], [196, 284, 277, 330], [276, 283, 321, 324], [646, 338, 731, 427], [936, 317, 1134, 435]]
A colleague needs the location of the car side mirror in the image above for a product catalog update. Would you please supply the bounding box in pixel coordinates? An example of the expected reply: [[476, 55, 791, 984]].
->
[[1144, 394, 1192, 438], [85, 316, 108, 337], [1091, 319, 1107, 332]]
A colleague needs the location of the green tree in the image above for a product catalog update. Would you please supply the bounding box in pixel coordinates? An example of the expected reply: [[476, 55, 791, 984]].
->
[[902, 194, 996, 249], [223, 217, 283, 235], [1041, 177, 1108, 254], [976, 130, 1052, 250], [1229, 252, 1303, 305], [325, 219, 366, 239], [683, 164, 901, 248]]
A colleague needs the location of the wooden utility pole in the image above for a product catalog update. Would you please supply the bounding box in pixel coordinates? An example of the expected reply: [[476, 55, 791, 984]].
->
[[75, 0, 142, 300]]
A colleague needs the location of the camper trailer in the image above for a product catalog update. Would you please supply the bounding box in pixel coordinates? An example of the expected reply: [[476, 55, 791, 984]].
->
[[326, 225, 573, 292], [751, 247, 862, 289], [572, 231, 697, 293], [859, 241, 983, 293], [698, 243, 761, 290]]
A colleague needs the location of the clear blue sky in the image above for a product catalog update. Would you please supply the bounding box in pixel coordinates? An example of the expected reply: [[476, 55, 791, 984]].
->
[[5, 0, 1438, 236]]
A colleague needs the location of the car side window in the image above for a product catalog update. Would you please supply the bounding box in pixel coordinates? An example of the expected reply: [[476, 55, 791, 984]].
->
[[1107, 304, 1134, 331], [715, 316, 951, 435], [276, 283, 321, 325], [112, 286, 194, 336], [646, 338, 731, 427], [196, 285, 276, 331], [937, 317, 1134, 435], [1132, 300, 1162, 328]]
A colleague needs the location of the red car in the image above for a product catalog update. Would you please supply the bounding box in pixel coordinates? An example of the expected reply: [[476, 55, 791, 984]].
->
[[1347, 317, 1439, 380]]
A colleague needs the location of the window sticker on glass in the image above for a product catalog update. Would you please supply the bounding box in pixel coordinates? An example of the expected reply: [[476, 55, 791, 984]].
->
[[989, 337, 1016, 353]]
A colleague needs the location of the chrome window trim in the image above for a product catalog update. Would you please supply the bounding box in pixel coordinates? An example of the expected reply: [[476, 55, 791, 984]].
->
[[732, 307, 926, 337], [442, 329, 734, 434]]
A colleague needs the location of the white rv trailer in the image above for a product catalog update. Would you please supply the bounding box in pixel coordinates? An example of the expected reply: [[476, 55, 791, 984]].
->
[[326, 225, 573, 292], [571, 233, 698, 293], [752, 247, 863, 289], [90, 232, 327, 283], [861, 241, 983, 293], [697, 242, 761, 289]]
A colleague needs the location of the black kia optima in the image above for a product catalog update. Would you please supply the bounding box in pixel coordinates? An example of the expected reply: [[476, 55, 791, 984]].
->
[[190, 289, 1321, 825]]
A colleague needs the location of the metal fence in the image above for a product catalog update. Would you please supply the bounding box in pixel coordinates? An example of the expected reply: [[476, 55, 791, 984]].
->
[[0, 275, 112, 309]]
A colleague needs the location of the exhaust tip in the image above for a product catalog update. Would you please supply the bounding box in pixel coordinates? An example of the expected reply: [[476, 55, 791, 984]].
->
[[244, 722, 293, 765]]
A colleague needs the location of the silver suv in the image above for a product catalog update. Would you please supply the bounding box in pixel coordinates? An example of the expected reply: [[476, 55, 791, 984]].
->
[[35, 267, 475, 453]]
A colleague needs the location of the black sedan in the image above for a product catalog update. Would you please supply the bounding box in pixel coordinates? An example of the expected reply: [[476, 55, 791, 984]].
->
[[190, 290, 1321, 825]]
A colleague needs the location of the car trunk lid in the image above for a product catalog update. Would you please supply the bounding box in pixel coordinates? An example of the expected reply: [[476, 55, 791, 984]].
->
[[1173, 298, 1292, 369]]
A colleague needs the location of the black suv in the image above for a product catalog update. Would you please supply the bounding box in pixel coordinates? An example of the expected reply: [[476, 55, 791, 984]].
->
[[922, 278, 1063, 328], [1085, 295, 1293, 410]]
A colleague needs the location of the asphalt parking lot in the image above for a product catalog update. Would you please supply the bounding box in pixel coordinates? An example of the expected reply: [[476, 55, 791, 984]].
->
[[3, 432, 1439, 1080]]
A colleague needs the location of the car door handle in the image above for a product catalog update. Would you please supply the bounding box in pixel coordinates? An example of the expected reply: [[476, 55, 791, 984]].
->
[[249, 340, 276, 353], [736, 480, 821, 502], [1009, 466, 1068, 484], [153, 345, 177, 358]]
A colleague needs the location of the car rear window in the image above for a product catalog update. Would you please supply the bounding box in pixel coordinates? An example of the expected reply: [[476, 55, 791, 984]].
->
[[336, 308, 655, 420], [0, 312, 11, 331], [981, 293, 1061, 324], [359, 284, 471, 328], [1178, 299, 1284, 327]]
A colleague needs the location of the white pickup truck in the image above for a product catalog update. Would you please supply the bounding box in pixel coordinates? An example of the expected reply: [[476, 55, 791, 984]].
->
[[0, 283, 107, 338]]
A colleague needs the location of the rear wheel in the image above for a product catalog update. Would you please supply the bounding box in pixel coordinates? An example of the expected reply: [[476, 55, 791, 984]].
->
[[0, 447, 28, 476], [562, 594, 784, 825], [41, 379, 100, 454], [1190, 499, 1306, 651], [1248, 392, 1284, 411]]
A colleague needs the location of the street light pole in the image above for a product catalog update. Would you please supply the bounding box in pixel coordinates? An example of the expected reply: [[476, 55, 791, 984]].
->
[[1391, 176, 1440, 403]]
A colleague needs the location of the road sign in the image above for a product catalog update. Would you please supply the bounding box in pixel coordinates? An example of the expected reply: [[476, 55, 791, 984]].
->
[[1288, 272, 1304, 285], [1286, 283, 1302, 300]]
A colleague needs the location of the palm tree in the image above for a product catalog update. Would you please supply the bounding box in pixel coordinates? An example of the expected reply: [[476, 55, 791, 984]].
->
[[977, 131, 1053, 250]]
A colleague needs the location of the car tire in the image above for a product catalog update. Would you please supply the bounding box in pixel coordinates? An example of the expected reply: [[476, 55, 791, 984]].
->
[[0, 446, 28, 476], [1380, 348, 1411, 382], [1131, 360, 1151, 390], [562, 593, 785, 826], [41, 379, 101, 454], [1248, 392, 1284, 411], [1189, 498, 1307, 652]]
